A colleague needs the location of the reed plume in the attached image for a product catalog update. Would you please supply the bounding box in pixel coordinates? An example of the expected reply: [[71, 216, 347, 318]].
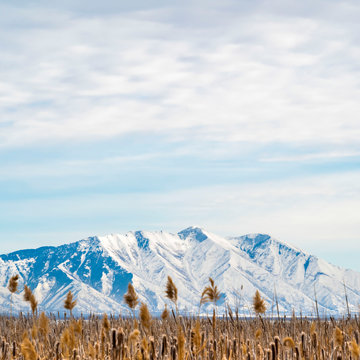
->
[[161, 304, 169, 320], [29, 293, 37, 316], [165, 276, 178, 313], [38, 312, 49, 338], [124, 283, 139, 317], [23, 285, 32, 302], [8, 274, 19, 294], [140, 302, 152, 332], [283, 337, 295, 349], [64, 290, 77, 316], [8, 274, 19, 317], [253, 290, 266, 314], [334, 326, 344, 348], [21, 337, 37, 360], [350, 338, 360, 358], [200, 277, 220, 306]]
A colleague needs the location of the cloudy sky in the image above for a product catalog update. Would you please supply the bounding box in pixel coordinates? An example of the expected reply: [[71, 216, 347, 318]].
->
[[1, 0, 359, 270]]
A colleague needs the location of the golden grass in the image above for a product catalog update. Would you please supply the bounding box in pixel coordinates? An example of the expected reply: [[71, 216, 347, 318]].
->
[[0, 310, 358, 359]]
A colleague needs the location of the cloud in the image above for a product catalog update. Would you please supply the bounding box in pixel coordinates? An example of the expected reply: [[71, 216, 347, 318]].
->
[[0, 1, 360, 149]]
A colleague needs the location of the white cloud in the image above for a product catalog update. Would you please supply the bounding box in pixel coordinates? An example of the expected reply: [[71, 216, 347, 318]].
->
[[0, 1, 360, 148]]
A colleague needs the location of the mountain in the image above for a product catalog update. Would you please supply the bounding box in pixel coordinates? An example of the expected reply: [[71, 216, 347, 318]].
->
[[0, 227, 358, 315]]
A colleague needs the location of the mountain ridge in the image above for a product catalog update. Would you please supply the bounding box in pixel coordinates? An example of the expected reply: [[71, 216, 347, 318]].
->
[[0, 227, 358, 315]]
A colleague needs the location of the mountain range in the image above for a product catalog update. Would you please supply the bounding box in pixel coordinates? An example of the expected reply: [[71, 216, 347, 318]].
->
[[0, 226, 358, 316]]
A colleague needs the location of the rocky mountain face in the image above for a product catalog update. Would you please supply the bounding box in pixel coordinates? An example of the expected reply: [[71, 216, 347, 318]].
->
[[0, 227, 358, 315]]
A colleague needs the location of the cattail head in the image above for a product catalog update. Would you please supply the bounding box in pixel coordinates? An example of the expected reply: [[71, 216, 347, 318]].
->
[[161, 334, 168, 357], [111, 328, 117, 349], [64, 291, 77, 313], [139, 303, 151, 331], [8, 274, 19, 294], [200, 278, 220, 306], [165, 276, 178, 305], [124, 283, 139, 310], [253, 290, 266, 314]]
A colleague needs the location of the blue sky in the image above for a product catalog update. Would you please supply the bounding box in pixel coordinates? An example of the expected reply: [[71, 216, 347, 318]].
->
[[0, 0, 360, 270]]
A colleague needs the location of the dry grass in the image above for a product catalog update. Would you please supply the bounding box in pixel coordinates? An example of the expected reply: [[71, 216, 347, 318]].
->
[[3, 276, 358, 359], [0, 309, 358, 359]]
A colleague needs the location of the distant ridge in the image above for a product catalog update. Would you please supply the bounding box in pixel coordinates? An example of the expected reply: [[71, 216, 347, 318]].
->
[[0, 226, 359, 315]]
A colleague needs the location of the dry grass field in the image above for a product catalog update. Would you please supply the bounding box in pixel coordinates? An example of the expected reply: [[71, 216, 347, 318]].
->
[[1, 310, 359, 359], [2, 276, 359, 359]]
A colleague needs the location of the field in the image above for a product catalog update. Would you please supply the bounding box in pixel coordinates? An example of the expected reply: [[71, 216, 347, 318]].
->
[[3, 276, 359, 359], [0, 310, 359, 359]]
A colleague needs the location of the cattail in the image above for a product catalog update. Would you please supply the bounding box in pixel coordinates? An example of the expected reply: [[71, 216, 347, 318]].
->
[[161, 334, 168, 357], [21, 338, 37, 360], [253, 290, 266, 314], [270, 343, 276, 360], [170, 345, 176, 360], [117, 328, 124, 349], [140, 303, 152, 332], [12, 341, 16, 357], [274, 336, 280, 355], [111, 328, 117, 349], [312, 331, 318, 349], [64, 291, 77, 316]]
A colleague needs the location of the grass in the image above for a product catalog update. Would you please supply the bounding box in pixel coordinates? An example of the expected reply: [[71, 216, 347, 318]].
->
[[0, 311, 359, 359]]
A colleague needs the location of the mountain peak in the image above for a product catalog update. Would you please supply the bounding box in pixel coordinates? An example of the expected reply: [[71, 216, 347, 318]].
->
[[178, 226, 208, 242]]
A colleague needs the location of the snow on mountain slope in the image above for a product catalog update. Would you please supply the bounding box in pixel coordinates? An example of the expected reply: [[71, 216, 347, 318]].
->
[[0, 227, 357, 315]]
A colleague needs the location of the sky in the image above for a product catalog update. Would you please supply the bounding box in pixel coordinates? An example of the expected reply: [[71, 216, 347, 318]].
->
[[0, 0, 359, 270]]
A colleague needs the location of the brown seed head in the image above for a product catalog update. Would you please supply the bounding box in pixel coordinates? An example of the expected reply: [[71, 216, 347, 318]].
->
[[8, 274, 19, 294], [334, 327, 344, 348], [139, 302, 151, 331], [123, 283, 139, 310], [283, 337, 295, 349], [350, 338, 360, 358], [23, 285, 32, 302], [200, 277, 220, 305], [161, 304, 169, 320], [29, 294, 37, 315], [165, 276, 178, 304], [20, 338, 37, 360], [253, 290, 266, 314], [64, 290, 76, 312]]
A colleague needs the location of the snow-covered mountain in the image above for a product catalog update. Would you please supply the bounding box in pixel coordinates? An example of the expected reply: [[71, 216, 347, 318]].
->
[[0, 227, 358, 316]]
